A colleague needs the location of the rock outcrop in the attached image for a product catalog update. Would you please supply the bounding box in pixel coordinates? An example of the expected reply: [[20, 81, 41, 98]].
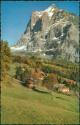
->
[[11, 4, 79, 62]]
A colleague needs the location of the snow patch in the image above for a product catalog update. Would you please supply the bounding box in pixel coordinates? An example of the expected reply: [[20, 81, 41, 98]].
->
[[38, 14, 42, 17], [45, 4, 56, 12], [52, 37, 58, 40], [44, 4, 56, 18], [33, 24, 35, 26], [61, 33, 64, 37], [35, 11, 43, 18], [48, 12, 53, 17], [43, 53, 46, 56], [11, 45, 27, 51]]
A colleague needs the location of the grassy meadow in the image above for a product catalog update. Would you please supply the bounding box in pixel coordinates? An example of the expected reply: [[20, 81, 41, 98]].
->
[[1, 82, 79, 124]]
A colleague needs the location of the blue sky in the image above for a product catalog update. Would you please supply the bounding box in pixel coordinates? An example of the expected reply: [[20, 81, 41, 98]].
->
[[1, 1, 79, 46]]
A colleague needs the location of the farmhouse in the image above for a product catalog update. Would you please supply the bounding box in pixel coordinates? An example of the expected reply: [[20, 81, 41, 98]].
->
[[58, 86, 70, 94], [62, 78, 76, 85], [53, 84, 70, 94]]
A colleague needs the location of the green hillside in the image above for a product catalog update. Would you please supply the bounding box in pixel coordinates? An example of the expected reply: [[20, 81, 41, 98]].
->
[[1, 83, 79, 124], [1, 41, 79, 124]]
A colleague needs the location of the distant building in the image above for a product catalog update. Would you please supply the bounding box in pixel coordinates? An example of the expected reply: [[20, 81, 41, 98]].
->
[[58, 86, 70, 94], [53, 84, 70, 94]]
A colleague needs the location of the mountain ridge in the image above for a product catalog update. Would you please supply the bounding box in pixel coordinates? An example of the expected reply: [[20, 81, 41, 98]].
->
[[11, 4, 79, 63]]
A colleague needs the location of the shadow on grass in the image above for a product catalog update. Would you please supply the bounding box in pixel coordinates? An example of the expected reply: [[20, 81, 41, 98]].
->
[[56, 96, 68, 101], [32, 87, 51, 94]]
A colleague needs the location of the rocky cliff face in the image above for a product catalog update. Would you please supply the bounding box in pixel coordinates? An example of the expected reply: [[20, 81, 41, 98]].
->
[[11, 4, 79, 62]]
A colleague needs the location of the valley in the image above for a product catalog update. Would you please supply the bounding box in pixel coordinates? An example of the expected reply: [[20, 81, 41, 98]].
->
[[1, 3, 79, 124]]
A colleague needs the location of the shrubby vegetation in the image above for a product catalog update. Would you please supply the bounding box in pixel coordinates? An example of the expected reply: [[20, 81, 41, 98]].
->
[[0, 40, 11, 82], [1, 41, 79, 94], [41, 65, 53, 73], [43, 73, 58, 89], [12, 54, 79, 94]]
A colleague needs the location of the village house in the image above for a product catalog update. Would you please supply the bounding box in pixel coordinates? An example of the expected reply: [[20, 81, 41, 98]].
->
[[62, 78, 76, 85], [53, 84, 70, 94], [58, 86, 70, 94]]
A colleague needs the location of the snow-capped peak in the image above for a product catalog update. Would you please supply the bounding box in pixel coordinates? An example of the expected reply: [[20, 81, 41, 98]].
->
[[45, 4, 56, 12], [44, 4, 56, 18], [33, 4, 57, 19]]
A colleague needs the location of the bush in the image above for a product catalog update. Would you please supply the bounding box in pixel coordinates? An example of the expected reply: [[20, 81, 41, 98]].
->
[[15, 66, 32, 83], [42, 65, 53, 73], [43, 74, 58, 89]]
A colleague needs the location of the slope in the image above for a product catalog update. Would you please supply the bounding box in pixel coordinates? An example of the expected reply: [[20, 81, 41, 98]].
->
[[1, 82, 79, 124]]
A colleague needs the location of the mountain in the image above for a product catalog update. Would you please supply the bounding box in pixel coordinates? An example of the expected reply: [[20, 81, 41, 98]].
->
[[11, 4, 79, 62]]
